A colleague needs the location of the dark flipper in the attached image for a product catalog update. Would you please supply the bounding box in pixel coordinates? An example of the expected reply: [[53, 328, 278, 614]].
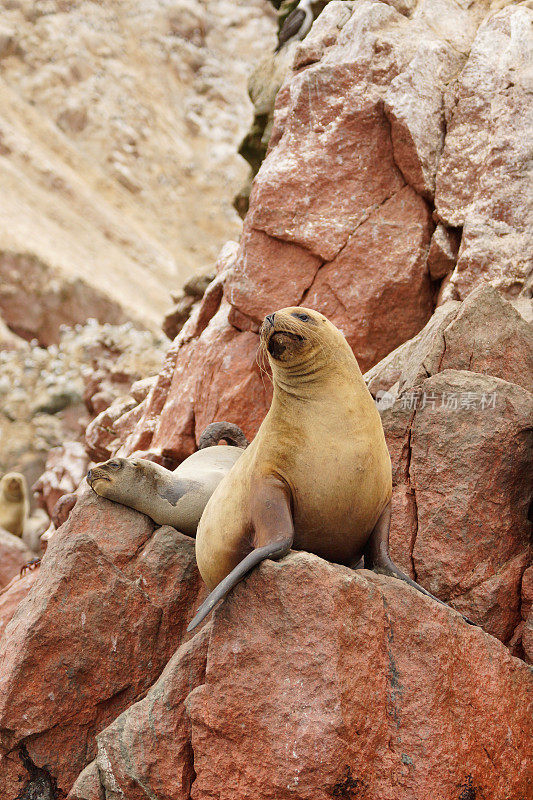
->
[[187, 536, 292, 632], [197, 422, 249, 450], [364, 502, 477, 626], [188, 475, 293, 632]]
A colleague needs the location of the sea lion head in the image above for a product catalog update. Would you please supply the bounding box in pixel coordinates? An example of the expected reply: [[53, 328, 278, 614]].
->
[[0, 472, 26, 502], [87, 458, 156, 506], [260, 307, 353, 377]]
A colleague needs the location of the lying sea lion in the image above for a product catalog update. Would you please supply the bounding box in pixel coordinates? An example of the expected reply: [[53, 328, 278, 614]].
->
[[188, 307, 474, 631], [0, 473, 29, 538], [87, 422, 248, 536]]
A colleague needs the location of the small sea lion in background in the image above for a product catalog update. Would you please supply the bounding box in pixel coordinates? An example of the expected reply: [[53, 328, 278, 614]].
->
[[87, 422, 248, 536], [189, 307, 475, 631], [0, 473, 29, 538]]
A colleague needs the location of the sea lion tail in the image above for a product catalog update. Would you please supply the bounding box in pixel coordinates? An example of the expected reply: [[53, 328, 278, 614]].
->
[[197, 422, 249, 450], [187, 538, 291, 632], [373, 554, 477, 627]]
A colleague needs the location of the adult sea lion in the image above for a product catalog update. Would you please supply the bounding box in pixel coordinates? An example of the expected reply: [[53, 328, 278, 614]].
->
[[87, 422, 248, 536], [0, 473, 29, 538], [188, 307, 474, 631]]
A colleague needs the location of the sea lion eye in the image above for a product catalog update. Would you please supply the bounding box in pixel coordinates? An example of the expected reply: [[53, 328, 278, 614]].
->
[[292, 312, 310, 322], [108, 460, 121, 469]]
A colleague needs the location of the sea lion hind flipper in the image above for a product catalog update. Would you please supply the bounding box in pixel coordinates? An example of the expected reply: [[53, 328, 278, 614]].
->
[[197, 422, 249, 450], [187, 538, 292, 632], [363, 502, 478, 627], [188, 475, 293, 631]]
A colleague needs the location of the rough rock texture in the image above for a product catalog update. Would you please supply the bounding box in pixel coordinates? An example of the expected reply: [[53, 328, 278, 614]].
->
[[435, 4, 533, 299], [95, 0, 533, 467], [0, 529, 33, 590], [0, 570, 39, 641], [0, 485, 204, 798], [95, 625, 210, 800], [33, 442, 90, 518], [0, 0, 276, 338], [0, 317, 166, 493], [365, 284, 533, 399], [385, 370, 531, 643], [79, 554, 533, 800], [362, 286, 533, 651]]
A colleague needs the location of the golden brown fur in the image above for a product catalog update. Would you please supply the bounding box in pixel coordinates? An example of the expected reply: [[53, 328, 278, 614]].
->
[[195, 307, 392, 591], [0, 473, 29, 538]]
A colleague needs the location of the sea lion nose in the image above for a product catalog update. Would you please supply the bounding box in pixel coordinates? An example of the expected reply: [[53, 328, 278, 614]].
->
[[87, 469, 93, 482], [265, 313, 275, 327]]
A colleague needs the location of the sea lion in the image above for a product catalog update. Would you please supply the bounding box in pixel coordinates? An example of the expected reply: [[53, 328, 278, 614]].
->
[[87, 423, 248, 536], [0, 473, 29, 538], [188, 307, 474, 631]]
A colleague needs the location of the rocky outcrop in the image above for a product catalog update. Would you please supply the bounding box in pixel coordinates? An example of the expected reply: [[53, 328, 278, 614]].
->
[[26, 553, 533, 800], [93, 0, 532, 467], [364, 285, 533, 654], [0, 317, 166, 504], [435, 4, 533, 299], [0, 485, 205, 798]]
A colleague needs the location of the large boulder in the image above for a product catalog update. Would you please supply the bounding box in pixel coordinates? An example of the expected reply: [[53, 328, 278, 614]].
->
[[0, 485, 203, 798], [75, 554, 532, 800], [364, 286, 533, 651]]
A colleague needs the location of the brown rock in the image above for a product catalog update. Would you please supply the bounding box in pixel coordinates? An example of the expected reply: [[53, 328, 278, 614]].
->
[[382, 370, 532, 643], [0, 485, 203, 797], [427, 223, 460, 280], [435, 5, 533, 298], [148, 303, 271, 463], [67, 761, 105, 800], [0, 528, 33, 589], [95, 625, 210, 800], [303, 186, 434, 371], [33, 441, 89, 517], [365, 285, 533, 397], [186, 553, 532, 800], [0, 570, 39, 640]]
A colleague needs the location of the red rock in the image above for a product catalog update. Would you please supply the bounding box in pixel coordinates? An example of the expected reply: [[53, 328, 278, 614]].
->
[[435, 5, 533, 299], [186, 553, 532, 800], [94, 625, 210, 800], [33, 442, 89, 517], [0, 485, 203, 797], [146, 303, 271, 463], [303, 187, 433, 371], [382, 371, 532, 643], [0, 570, 39, 640], [365, 285, 533, 398], [226, 226, 321, 325], [85, 395, 137, 462], [0, 529, 33, 589]]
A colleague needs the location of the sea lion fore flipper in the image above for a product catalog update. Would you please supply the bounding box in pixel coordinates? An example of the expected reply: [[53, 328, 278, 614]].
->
[[364, 502, 477, 626], [187, 476, 293, 631], [198, 422, 249, 450]]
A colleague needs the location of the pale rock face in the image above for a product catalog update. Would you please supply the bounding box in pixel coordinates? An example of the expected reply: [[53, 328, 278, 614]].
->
[[0, 0, 276, 339], [436, 4, 533, 298]]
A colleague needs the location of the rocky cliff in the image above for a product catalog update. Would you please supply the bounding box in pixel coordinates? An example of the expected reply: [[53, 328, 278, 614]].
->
[[0, 0, 276, 341], [0, 1, 532, 799]]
